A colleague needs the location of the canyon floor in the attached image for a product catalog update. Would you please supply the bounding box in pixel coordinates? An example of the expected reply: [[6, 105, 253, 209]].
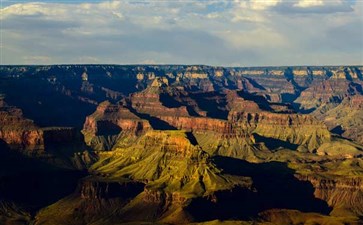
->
[[0, 65, 362, 225]]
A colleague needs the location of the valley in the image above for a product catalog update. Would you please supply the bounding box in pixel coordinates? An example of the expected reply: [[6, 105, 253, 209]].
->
[[0, 65, 362, 225]]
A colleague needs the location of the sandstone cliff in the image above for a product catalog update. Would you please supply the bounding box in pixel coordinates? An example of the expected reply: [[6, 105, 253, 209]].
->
[[82, 101, 151, 150]]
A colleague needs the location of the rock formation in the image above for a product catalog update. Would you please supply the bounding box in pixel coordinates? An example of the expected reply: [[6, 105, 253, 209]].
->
[[0, 64, 363, 224]]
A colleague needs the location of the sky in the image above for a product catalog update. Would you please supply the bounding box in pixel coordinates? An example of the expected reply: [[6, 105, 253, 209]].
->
[[0, 0, 362, 66]]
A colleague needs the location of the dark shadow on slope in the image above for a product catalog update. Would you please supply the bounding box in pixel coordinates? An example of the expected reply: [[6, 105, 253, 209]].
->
[[253, 134, 299, 151], [244, 77, 266, 91], [160, 93, 200, 117], [95, 121, 122, 136], [0, 78, 96, 129], [186, 132, 198, 146], [186, 156, 331, 222], [349, 82, 363, 95], [324, 68, 333, 79], [344, 68, 353, 81], [43, 128, 93, 163], [354, 67, 363, 81], [330, 125, 344, 136], [0, 140, 85, 214], [75, 179, 145, 200], [159, 93, 184, 108], [292, 103, 316, 114], [187, 186, 260, 221], [127, 107, 177, 130], [281, 93, 298, 104], [237, 91, 272, 111], [185, 106, 201, 117], [189, 92, 229, 120], [284, 67, 304, 93]]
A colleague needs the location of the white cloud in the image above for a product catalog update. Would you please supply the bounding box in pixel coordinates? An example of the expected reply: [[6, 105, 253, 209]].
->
[[233, 0, 282, 11], [1, 2, 67, 18], [291, 0, 353, 13], [294, 0, 324, 8], [250, 0, 282, 10]]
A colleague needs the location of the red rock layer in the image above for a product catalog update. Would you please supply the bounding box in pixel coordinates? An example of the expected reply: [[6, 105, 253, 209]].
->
[[348, 95, 363, 109], [0, 101, 86, 152], [159, 116, 232, 134], [228, 111, 323, 126], [296, 174, 363, 216], [83, 101, 152, 138], [297, 79, 361, 108], [130, 88, 189, 117], [0, 102, 44, 151], [225, 90, 261, 112]]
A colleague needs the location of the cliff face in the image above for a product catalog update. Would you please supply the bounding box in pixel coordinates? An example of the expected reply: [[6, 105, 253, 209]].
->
[[77, 179, 144, 200], [0, 100, 85, 158], [313, 95, 363, 145], [296, 175, 363, 217], [160, 116, 231, 133], [1, 65, 363, 224], [1, 65, 362, 128], [91, 130, 251, 196], [83, 101, 142, 135], [225, 90, 262, 112], [159, 113, 330, 154], [82, 101, 152, 150], [0, 101, 44, 151], [84, 130, 254, 223], [130, 80, 190, 117], [295, 78, 362, 111], [228, 111, 331, 152], [0, 129, 44, 151], [82, 83, 344, 157]]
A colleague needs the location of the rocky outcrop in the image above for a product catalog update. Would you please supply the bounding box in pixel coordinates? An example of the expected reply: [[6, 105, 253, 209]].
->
[[228, 112, 331, 152], [2, 64, 363, 225], [0, 129, 44, 151], [0, 101, 44, 151], [142, 189, 187, 205], [296, 174, 363, 217], [314, 95, 363, 145], [159, 116, 231, 134], [349, 95, 363, 109], [295, 78, 362, 111], [130, 79, 190, 117], [91, 130, 251, 198], [78, 178, 144, 200], [0, 100, 86, 154], [82, 101, 151, 150], [225, 90, 262, 112]]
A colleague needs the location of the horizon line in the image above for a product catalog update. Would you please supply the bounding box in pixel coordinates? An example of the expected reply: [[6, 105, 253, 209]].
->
[[1, 63, 362, 68]]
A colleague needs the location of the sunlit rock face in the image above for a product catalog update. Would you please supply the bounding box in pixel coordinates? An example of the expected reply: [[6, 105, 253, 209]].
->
[[296, 174, 363, 217], [0, 101, 78, 153], [0, 100, 43, 151], [82, 101, 152, 150]]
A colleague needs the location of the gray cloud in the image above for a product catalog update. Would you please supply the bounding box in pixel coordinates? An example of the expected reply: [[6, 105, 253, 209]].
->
[[0, 0, 362, 66], [275, 1, 354, 14]]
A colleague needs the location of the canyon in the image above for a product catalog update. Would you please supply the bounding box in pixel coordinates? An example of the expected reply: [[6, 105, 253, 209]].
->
[[0, 65, 362, 225]]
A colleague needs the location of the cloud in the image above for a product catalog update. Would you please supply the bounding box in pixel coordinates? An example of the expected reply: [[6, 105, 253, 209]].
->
[[23, 55, 52, 64], [294, 0, 324, 8], [0, 0, 362, 66], [250, 0, 282, 10], [279, 0, 354, 14]]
